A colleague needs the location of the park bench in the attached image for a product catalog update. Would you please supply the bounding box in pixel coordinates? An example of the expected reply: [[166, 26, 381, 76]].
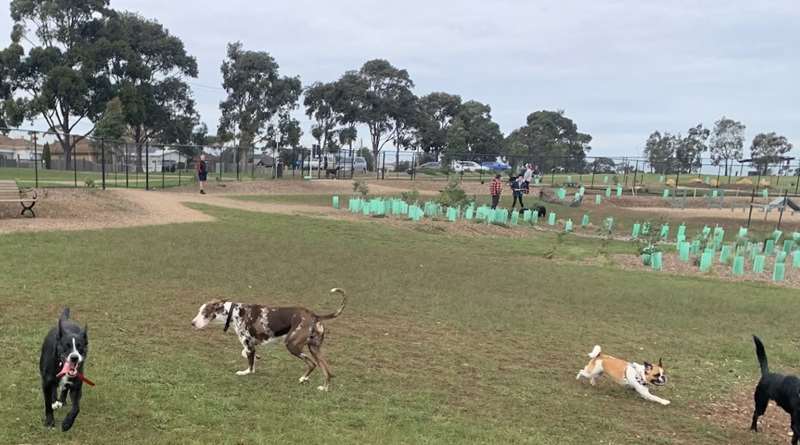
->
[[0, 180, 38, 217]]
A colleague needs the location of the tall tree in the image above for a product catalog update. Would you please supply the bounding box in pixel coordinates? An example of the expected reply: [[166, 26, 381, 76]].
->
[[674, 124, 709, 173], [304, 81, 339, 153], [643, 131, 677, 174], [505, 110, 592, 173], [389, 88, 418, 166], [709, 117, 745, 176], [415, 92, 462, 157], [445, 100, 504, 163], [5, 0, 114, 163], [104, 12, 198, 171], [750, 132, 793, 174], [218, 42, 301, 169], [349, 59, 414, 161], [0, 44, 25, 130]]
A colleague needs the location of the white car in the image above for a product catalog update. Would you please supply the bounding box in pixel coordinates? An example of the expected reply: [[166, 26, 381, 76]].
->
[[453, 161, 488, 172]]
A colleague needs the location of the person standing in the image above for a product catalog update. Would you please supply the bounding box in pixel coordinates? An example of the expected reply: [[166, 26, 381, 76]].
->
[[489, 174, 503, 209], [197, 154, 208, 194], [511, 175, 526, 210], [523, 163, 534, 185]]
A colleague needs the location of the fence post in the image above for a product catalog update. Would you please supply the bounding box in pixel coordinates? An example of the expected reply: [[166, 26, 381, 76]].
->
[[632, 160, 639, 189], [70, 134, 77, 188], [125, 143, 129, 188], [777, 189, 788, 230], [794, 161, 800, 196], [145, 141, 150, 191], [31, 132, 39, 188], [716, 165, 721, 186], [101, 138, 106, 190], [161, 146, 165, 189], [381, 152, 386, 180]]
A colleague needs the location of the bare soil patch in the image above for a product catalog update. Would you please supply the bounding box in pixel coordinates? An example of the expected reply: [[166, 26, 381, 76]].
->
[[702, 386, 792, 444]]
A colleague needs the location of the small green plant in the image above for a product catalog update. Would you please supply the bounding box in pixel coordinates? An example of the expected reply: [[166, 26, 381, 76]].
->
[[436, 180, 472, 208], [84, 178, 96, 188], [400, 188, 420, 204], [352, 179, 369, 197]]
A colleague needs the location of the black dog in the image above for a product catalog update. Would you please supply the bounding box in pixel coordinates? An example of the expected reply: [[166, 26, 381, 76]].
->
[[40, 308, 89, 431], [751, 335, 800, 443]]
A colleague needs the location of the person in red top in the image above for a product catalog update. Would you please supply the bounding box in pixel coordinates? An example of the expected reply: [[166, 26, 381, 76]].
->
[[489, 174, 503, 209]]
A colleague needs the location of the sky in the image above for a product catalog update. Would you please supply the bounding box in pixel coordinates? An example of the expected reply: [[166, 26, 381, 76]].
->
[[1, 0, 799, 158]]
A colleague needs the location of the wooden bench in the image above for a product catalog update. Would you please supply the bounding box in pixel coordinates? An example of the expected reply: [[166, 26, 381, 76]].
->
[[0, 180, 38, 217]]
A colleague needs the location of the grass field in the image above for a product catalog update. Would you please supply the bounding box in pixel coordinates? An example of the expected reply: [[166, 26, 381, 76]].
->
[[1, 203, 798, 444]]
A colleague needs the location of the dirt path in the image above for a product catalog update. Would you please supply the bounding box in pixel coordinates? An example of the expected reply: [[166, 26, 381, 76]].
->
[[0, 189, 344, 235]]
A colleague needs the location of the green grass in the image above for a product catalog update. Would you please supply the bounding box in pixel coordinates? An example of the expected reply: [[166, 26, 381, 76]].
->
[[1, 205, 797, 444]]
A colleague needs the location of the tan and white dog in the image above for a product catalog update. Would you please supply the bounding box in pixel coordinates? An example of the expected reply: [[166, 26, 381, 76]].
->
[[576, 345, 670, 405]]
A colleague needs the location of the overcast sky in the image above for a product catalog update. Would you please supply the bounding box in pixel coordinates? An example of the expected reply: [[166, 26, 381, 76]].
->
[[2, 0, 799, 157]]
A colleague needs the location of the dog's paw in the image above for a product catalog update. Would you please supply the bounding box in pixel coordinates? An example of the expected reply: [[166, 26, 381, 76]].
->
[[660, 400, 671, 406], [299, 376, 310, 384], [51, 401, 63, 410], [62, 417, 75, 432], [44, 416, 55, 428], [236, 369, 252, 376], [317, 385, 329, 392]]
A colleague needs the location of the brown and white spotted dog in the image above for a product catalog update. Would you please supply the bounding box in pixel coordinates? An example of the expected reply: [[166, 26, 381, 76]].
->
[[191, 288, 347, 391]]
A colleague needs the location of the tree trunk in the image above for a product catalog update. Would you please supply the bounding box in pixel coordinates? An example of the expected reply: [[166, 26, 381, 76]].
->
[[60, 135, 72, 168]]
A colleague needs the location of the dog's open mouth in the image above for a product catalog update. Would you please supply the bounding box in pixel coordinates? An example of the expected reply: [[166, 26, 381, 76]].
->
[[57, 361, 78, 378]]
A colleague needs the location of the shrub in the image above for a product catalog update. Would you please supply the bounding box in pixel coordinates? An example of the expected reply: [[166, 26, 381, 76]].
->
[[400, 188, 420, 204], [84, 178, 96, 188], [436, 180, 472, 208], [352, 179, 369, 197]]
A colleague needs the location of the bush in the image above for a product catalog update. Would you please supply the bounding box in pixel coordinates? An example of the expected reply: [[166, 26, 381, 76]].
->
[[84, 178, 96, 188], [395, 161, 410, 172], [400, 188, 420, 204], [353, 179, 369, 197], [436, 180, 472, 208]]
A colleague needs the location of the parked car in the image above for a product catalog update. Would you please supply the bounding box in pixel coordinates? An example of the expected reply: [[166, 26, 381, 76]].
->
[[407, 161, 442, 174], [481, 161, 511, 171], [452, 161, 488, 172]]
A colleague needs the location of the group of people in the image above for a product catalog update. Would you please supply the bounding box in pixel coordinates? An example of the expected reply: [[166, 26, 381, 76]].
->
[[489, 163, 538, 210]]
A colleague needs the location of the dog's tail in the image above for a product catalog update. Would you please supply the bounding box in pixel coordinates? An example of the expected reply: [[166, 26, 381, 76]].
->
[[588, 345, 602, 359], [753, 335, 769, 376], [317, 288, 347, 320], [60, 307, 70, 321]]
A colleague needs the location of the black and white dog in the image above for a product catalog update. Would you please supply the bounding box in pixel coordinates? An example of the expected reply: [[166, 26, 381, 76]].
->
[[40, 308, 90, 431], [751, 335, 800, 444]]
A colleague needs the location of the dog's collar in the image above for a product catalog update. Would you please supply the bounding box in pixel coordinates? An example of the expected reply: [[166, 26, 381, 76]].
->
[[223, 303, 237, 332]]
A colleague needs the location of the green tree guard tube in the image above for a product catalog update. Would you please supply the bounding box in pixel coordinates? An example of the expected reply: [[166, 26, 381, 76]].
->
[[663, 189, 670, 198], [523, 209, 532, 222], [632, 223, 641, 238], [753, 255, 766, 273], [733, 256, 745, 276], [738, 227, 748, 238], [700, 251, 713, 272], [651, 252, 663, 271], [616, 185, 623, 197], [333, 196, 340, 209], [679, 242, 690, 262], [660, 224, 670, 240], [765, 239, 775, 255], [510, 211, 519, 225], [565, 219, 573, 232], [595, 195, 602, 205], [776, 251, 787, 264], [548, 212, 557, 226], [773, 262, 785, 282], [719, 245, 731, 264], [605, 187, 611, 198], [582, 214, 590, 227], [793, 251, 800, 269]]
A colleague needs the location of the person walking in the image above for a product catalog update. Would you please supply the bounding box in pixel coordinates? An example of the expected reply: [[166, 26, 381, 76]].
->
[[489, 174, 503, 209], [511, 175, 526, 210], [197, 154, 208, 194]]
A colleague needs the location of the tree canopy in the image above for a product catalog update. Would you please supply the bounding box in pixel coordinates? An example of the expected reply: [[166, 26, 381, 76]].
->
[[709, 117, 745, 176], [506, 110, 591, 172]]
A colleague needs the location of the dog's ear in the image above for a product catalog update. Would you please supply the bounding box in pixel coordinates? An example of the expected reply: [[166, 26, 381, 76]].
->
[[57, 318, 63, 340], [644, 361, 653, 370], [658, 357, 663, 368]]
